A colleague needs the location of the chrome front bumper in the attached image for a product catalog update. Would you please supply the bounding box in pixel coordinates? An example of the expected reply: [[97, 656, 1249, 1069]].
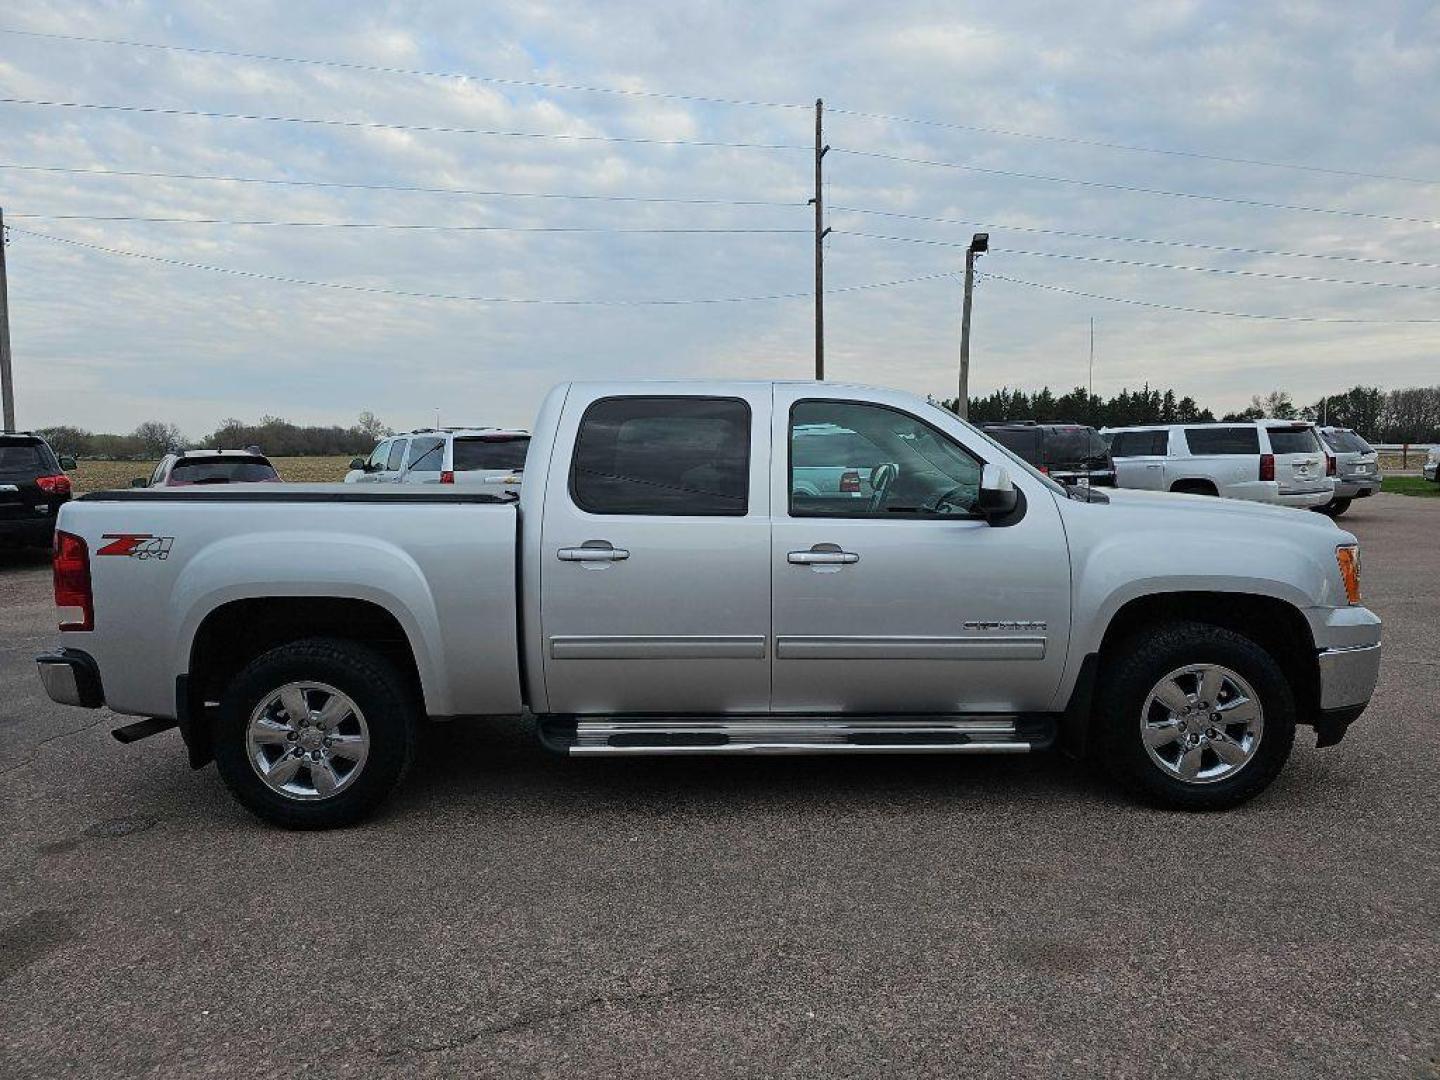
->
[[1317, 643, 1382, 710]]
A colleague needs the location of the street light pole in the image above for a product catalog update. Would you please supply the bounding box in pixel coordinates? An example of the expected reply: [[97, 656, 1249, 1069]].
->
[[0, 207, 14, 433], [956, 232, 988, 419]]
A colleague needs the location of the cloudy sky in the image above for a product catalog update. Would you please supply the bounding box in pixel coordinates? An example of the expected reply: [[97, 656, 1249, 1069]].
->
[[1, 1, 1437, 436]]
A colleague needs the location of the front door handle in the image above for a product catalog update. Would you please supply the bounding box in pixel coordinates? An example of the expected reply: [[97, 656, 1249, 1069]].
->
[[558, 540, 630, 562], [788, 547, 859, 565]]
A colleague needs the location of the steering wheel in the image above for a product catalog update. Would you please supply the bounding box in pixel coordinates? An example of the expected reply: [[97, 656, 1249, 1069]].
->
[[868, 463, 898, 513], [926, 483, 973, 515]]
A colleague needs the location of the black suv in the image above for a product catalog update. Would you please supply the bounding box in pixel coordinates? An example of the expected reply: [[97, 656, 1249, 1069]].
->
[[981, 422, 1116, 487], [0, 433, 76, 549]]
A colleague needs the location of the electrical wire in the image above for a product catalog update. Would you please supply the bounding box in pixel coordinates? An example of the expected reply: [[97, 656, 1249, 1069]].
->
[[829, 147, 1440, 227], [0, 162, 805, 207], [830, 207, 1440, 272], [978, 271, 1440, 323], [0, 97, 808, 151], [7, 213, 808, 234], [11, 226, 954, 305]]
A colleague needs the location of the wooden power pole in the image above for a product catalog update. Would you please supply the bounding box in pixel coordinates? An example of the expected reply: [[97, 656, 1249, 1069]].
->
[[0, 208, 14, 432], [811, 99, 830, 380], [956, 232, 988, 418]]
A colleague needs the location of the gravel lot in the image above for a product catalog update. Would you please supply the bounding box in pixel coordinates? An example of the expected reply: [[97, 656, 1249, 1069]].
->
[[1, 495, 1436, 1079]]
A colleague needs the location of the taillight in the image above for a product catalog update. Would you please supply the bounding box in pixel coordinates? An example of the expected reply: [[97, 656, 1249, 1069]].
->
[[35, 474, 71, 495], [1326, 454, 1337, 477], [440, 470, 455, 485], [839, 470, 861, 493], [1259, 454, 1275, 481], [53, 531, 93, 631], [1038, 465, 1050, 475]]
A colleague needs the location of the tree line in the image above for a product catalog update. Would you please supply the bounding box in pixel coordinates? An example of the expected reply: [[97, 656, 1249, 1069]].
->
[[36, 411, 392, 460], [938, 383, 1440, 442]]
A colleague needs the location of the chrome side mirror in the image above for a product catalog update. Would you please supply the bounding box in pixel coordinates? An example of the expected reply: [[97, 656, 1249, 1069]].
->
[[977, 464, 1018, 521]]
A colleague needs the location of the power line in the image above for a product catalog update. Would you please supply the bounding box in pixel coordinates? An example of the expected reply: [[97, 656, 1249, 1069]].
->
[[0, 97, 808, 151], [0, 27, 812, 111], [6, 27, 1427, 187], [979, 271, 1440, 324], [8, 213, 808, 234], [11, 226, 955, 305], [829, 147, 1440, 227], [830, 206, 1440, 271], [827, 107, 1440, 187], [0, 162, 805, 207]]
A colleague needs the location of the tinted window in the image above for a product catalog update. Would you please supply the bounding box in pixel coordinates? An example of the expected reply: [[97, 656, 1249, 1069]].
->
[[386, 439, 409, 471], [571, 397, 750, 516], [0, 438, 54, 472], [983, 427, 1041, 462], [453, 436, 530, 472], [1267, 427, 1321, 455], [1042, 426, 1109, 464], [405, 436, 445, 473], [1185, 427, 1261, 455], [790, 400, 982, 517], [1110, 430, 1168, 457], [1321, 430, 1371, 454], [168, 458, 279, 484]]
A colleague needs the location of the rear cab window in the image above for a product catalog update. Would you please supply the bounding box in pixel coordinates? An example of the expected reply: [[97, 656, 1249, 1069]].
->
[[1184, 427, 1261, 455], [570, 397, 750, 516], [453, 436, 530, 472]]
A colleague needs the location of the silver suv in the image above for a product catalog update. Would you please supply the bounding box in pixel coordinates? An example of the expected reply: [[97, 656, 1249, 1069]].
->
[[346, 428, 529, 495], [1315, 427, 1382, 516]]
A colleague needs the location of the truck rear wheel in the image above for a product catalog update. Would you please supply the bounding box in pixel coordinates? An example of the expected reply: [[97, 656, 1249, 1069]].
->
[[1095, 622, 1295, 810], [213, 638, 417, 829]]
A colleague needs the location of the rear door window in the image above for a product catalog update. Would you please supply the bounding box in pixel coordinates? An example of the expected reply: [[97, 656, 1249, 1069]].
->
[[453, 436, 530, 472], [404, 436, 445, 473], [1110, 430, 1168, 457], [1184, 427, 1261, 455], [571, 397, 750, 516], [1266, 427, 1321, 455]]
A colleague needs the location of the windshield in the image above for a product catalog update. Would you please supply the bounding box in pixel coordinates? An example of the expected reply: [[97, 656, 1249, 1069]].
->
[[1266, 427, 1321, 455], [169, 458, 279, 484], [1321, 429, 1372, 454], [921, 402, 1067, 496], [453, 436, 530, 472]]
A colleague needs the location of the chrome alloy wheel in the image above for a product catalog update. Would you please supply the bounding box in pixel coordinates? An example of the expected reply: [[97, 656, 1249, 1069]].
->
[[1140, 664, 1264, 785], [245, 681, 370, 801]]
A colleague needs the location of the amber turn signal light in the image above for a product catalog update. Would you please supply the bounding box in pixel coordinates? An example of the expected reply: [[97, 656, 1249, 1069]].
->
[[1336, 545, 1361, 605]]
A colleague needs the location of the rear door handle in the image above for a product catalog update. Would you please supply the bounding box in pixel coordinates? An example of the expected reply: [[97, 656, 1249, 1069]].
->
[[788, 548, 859, 565], [558, 540, 630, 562]]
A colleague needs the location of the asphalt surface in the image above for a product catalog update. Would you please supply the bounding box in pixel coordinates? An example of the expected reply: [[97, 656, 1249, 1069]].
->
[[1, 495, 1436, 1079]]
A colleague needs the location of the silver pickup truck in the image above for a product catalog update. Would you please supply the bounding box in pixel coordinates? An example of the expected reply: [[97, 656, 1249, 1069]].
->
[[36, 380, 1382, 828]]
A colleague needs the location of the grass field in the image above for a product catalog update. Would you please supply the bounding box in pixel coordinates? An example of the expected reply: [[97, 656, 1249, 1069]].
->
[[1382, 475, 1440, 497], [68, 456, 354, 494]]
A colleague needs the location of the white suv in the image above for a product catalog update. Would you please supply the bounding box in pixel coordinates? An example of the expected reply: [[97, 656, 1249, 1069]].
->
[[1102, 421, 1333, 509], [345, 428, 530, 495]]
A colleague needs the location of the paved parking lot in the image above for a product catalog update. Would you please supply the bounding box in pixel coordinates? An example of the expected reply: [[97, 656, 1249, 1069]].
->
[[1, 495, 1436, 1079]]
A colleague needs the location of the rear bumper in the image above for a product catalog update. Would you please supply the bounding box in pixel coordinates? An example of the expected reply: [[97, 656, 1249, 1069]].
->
[[1334, 477, 1380, 498], [36, 649, 105, 708], [1275, 487, 1334, 509]]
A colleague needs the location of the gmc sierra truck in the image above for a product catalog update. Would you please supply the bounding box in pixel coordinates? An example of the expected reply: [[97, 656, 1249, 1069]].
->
[[36, 381, 1382, 828]]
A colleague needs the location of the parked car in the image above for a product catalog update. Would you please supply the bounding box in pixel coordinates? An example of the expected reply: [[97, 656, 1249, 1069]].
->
[[135, 448, 281, 488], [1102, 421, 1333, 508], [1315, 427, 1382, 516], [1424, 445, 1439, 483], [345, 428, 529, 496], [37, 380, 1381, 828], [0, 433, 76, 548], [980, 422, 1116, 487]]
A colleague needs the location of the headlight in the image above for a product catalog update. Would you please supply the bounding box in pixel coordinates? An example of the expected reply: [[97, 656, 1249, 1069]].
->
[[1336, 545, 1362, 605]]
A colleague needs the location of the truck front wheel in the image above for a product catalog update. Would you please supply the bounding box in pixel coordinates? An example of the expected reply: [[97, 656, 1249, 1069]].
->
[[1095, 622, 1296, 810], [213, 638, 417, 829]]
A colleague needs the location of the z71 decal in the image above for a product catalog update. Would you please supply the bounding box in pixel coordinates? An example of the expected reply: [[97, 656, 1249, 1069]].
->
[[97, 533, 174, 561]]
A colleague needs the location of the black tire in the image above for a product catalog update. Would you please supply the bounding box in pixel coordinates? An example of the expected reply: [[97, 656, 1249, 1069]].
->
[[1315, 497, 1352, 517], [1094, 621, 1295, 810], [213, 637, 417, 829]]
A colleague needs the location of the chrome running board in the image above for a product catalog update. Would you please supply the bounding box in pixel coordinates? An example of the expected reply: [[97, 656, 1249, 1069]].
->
[[552, 716, 1049, 757]]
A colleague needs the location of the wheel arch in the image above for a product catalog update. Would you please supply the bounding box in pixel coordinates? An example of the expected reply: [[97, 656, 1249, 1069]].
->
[[1168, 477, 1219, 496]]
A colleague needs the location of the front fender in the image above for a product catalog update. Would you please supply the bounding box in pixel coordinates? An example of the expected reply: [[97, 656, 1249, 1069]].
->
[[169, 533, 450, 715]]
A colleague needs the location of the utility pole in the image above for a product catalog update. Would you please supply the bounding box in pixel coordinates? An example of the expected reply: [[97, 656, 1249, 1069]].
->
[[956, 232, 988, 418], [1088, 317, 1095, 424], [810, 99, 830, 380], [0, 207, 14, 432]]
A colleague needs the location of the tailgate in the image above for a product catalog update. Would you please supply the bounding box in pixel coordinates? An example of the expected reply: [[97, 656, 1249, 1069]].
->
[[1266, 426, 1327, 491]]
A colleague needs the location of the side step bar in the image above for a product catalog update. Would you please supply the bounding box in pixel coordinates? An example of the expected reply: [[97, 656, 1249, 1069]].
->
[[540, 716, 1055, 757]]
